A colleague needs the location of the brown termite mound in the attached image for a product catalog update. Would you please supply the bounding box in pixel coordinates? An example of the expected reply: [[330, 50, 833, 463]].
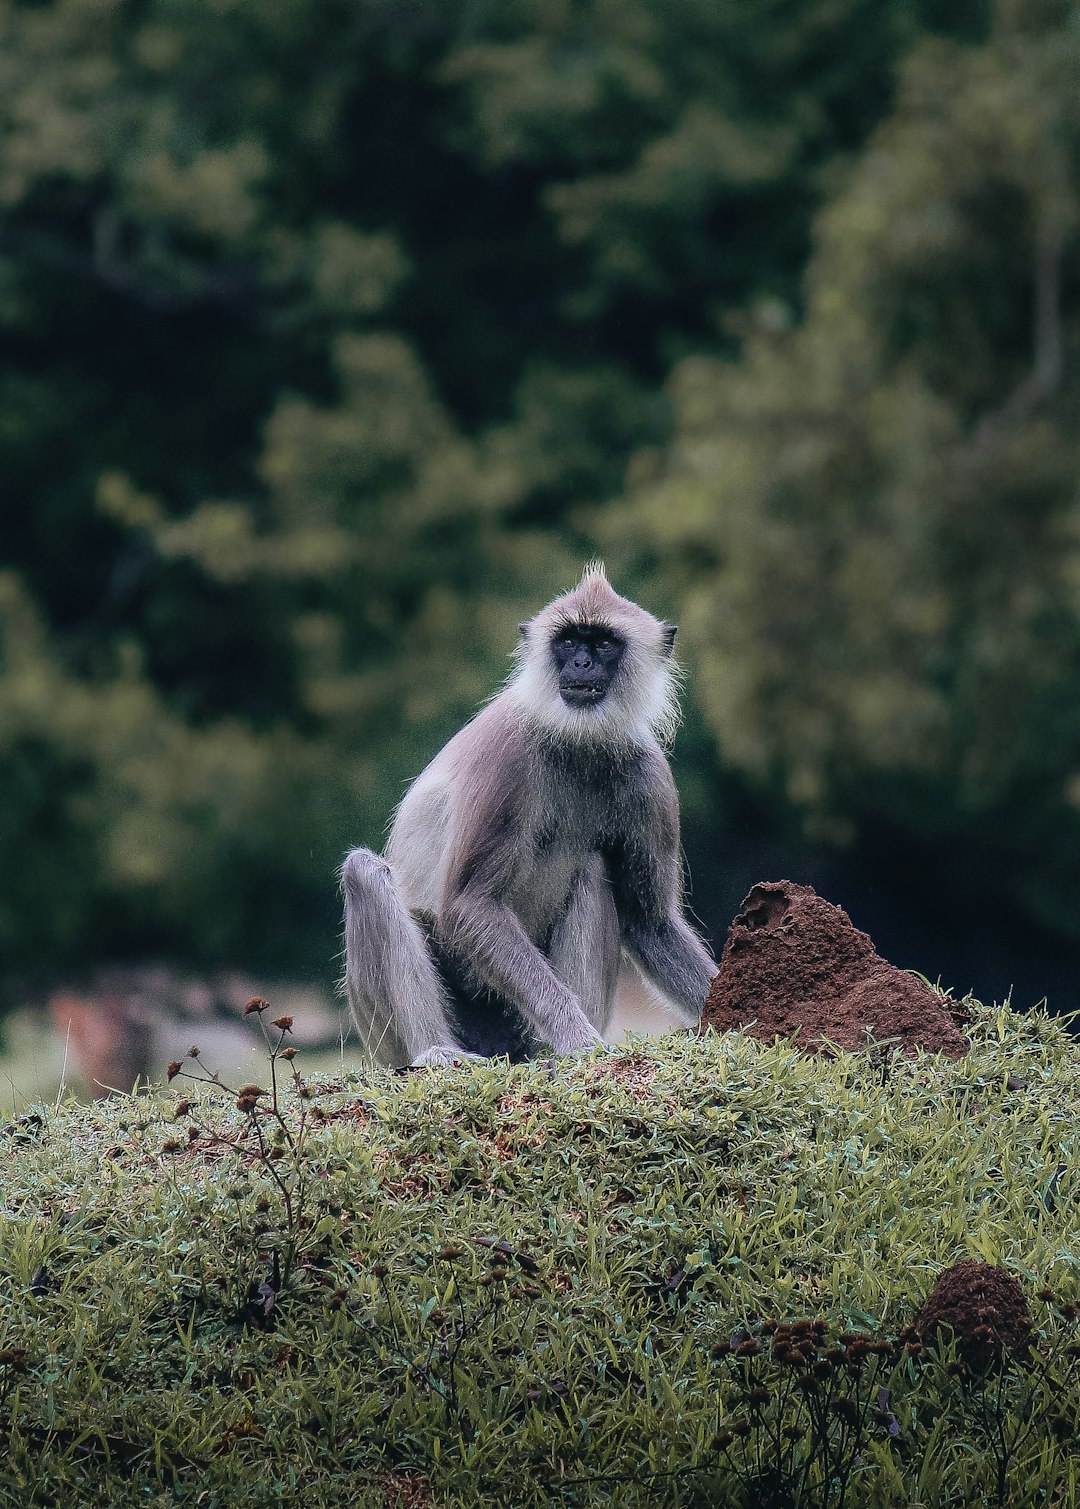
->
[[915, 1261, 1033, 1366], [701, 880, 969, 1058]]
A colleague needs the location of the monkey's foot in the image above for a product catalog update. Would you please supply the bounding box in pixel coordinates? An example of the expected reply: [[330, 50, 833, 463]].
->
[[406, 1045, 486, 1070]]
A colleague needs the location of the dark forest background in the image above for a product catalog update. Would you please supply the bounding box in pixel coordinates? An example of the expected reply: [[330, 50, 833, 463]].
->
[[2, 0, 1078, 1020]]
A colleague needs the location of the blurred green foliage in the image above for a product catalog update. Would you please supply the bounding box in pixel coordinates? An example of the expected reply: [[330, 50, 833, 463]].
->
[[6, 0, 1077, 991], [615, 0, 1080, 940]]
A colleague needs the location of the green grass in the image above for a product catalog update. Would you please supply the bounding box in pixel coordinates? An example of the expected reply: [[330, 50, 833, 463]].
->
[[1, 1002, 1079, 1507]]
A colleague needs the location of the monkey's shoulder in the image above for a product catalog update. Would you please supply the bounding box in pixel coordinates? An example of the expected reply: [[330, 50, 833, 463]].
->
[[437, 702, 534, 778], [426, 701, 671, 789], [400, 705, 675, 858]]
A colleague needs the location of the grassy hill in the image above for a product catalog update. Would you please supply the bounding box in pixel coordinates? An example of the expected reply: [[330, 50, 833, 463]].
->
[[1, 1001, 1079, 1507]]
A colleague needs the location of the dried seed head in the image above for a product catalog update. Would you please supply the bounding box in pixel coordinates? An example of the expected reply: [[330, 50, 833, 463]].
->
[[244, 997, 269, 1015], [173, 1100, 191, 1118], [281, 1048, 298, 1061], [272, 1015, 294, 1032], [188, 1045, 200, 1059], [166, 1061, 183, 1082]]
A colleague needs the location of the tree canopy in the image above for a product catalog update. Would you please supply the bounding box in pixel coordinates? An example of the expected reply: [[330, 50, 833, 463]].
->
[[615, 0, 1080, 943], [11, 0, 1079, 996]]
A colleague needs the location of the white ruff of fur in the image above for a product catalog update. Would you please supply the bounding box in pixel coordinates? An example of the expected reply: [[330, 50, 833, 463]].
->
[[501, 562, 682, 750]]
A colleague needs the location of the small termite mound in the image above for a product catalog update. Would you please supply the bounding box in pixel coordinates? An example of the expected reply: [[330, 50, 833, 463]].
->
[[915, 1261, 1033, 1367], [702, 880, 969, 1058]]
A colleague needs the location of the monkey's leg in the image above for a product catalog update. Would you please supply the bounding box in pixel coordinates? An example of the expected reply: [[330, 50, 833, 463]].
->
[[622, 913, 715, 1029], [608, 959, 689, 1042], [341, 848, 477, 1069], [548, 855, 621, 1035]]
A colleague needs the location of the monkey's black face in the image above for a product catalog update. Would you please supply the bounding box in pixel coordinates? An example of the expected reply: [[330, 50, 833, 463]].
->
[[552, 624, 626, 708]]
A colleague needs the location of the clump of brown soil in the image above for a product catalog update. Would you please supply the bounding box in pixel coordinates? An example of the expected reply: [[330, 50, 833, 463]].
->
[[702, 880, 969, 1058], [915, 1261, 1033, 1366]]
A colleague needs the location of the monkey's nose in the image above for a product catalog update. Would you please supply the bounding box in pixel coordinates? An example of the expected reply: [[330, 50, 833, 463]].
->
[[573, 653, 593, 669]]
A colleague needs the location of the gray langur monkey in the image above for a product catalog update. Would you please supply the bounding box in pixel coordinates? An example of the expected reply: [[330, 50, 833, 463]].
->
[[340, 562, 716, 1067]]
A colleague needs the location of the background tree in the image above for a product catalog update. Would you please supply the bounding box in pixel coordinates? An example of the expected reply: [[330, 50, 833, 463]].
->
[[0, 0, 1015, 1000], [614, 0, 1080, 952]]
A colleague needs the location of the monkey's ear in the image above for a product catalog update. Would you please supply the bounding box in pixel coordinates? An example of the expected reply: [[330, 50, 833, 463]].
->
[[662, 623, 677, 657], [518, 622, 529, 637]]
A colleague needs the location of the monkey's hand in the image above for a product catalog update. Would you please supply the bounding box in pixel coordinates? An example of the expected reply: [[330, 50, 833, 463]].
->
[[550, 1014, 604, 1056]]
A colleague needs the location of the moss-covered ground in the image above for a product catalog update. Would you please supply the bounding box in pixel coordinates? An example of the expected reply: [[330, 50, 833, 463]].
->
[[1, 1002, 1079, 1507]]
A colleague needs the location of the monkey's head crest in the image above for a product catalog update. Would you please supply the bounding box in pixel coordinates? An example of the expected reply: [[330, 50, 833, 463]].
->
[[505, 561, 681, 748]]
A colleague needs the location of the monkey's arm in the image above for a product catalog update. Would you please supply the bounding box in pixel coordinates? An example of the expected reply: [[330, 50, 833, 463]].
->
[[607, 760, 716, 1027], [440, 771, 602, 1055]]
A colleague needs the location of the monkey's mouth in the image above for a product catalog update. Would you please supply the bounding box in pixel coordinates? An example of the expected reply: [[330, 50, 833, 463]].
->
[[560, 684, 606, 707]]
